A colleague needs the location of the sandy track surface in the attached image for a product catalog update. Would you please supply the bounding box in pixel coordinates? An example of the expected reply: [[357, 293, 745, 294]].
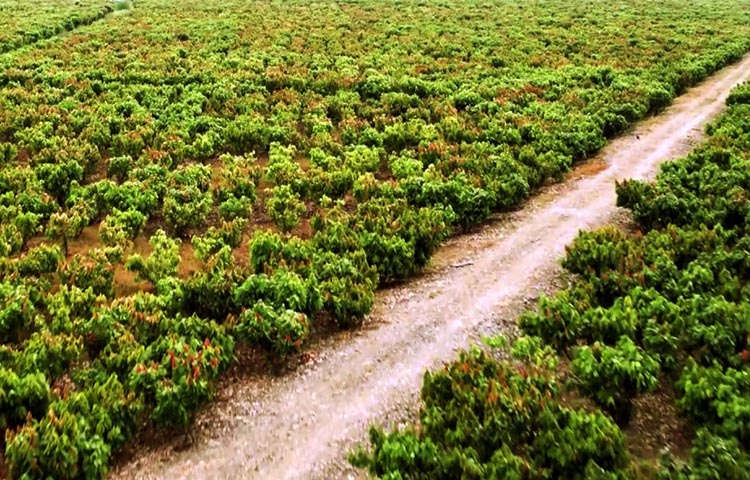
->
[[112, 55, 750, 480]]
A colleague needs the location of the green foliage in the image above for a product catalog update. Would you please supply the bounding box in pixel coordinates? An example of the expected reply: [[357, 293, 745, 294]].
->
[[344, 145, 382, 173], [313, 198, 453, 283], [658, 429, 750, 480], [0, 368, 51, 432], [90, 180, 160, 217], [135, 329, 231, 427], [191, 218, 247, 262], [218, 194, 253, 220], [162, 165, 213, 235], [725, 83, 750, 105], [58, 249, 117, 298], [572, 337, 660, 423], [46, 205, 90, 255], [246, 230, 318, 277], [266, 144, 301, 185], [676, 361, 750, 444], [11, 244, 62, 276], [312, 251, 377, 327], [181, 245, 243, 320], [388, 153, 423, 180], [352, 347, 630, 479], [36, 160, 85, 203], [98, 208, 147, 247], [215, 153, 259, 203], [0, 142, 17, 164], [0, 281, 36, 343], [125, 230, 181, 285], [235, 301, 310, 356], [5, 404, 111, 480], [162, 185, 213, 235], [106, 155, 134, 182], [266, 184, 306, 233], [402, 171, 494, 229], [4, 374, 142, 480], [15, 331, 83, 381], [234, 268, 322, 316]]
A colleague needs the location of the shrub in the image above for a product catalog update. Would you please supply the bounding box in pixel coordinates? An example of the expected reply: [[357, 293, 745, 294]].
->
[[125, 230, 181, 285], [162, 185, 213, 235], [572, 336, 660, 425], [235, 301, 310, 356], [266, 184, 306, 233], [98, 208, 147, 247]]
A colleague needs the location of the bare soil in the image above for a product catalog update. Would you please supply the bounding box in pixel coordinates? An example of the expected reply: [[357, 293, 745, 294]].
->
[[110, 55, 750, 480]]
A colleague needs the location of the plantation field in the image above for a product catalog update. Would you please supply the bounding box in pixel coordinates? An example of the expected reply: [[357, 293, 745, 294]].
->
[[1, 0, 750, 477], [355, 80, 750, 479]]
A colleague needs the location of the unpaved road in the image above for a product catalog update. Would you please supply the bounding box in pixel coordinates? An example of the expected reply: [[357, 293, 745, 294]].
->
[[112, 55, 750, 480]]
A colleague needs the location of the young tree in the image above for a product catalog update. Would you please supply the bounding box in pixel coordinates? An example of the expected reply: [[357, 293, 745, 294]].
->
[[266, 185, 306, 233]]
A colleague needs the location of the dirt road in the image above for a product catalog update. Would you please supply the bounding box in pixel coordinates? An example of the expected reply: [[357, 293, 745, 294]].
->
[[112, 55, 750, 480]]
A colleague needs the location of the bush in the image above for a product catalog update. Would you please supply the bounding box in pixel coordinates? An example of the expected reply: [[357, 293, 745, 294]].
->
[[0, 368, 51, 432], [218, 194, 253, 220], [4, 374, 142, 480], [98, 208, 147, 247], [312, 251, 377, 327], [658, 429, 750, 480], [235, 301, 310, 356], [191, 218, 247, 262], [5, 404, 111, 480], [125, 230, 181, 285], [57, 249, 117, 298], [0, 281, 36, 342], [266, 184, 306, 233], [143, 333, 226, 427], [234, 268, 322, 315], [162, 165, 213, 235], [572, 337, 660, 425], [106, 155, 133, 182], [676, 361, 750, 444], [725, 83, 750, 106], [162, 185, 212, 235]]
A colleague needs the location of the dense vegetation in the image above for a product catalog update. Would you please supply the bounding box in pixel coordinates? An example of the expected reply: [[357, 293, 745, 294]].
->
[[2, 0, 750, 477], [352, 83, 750, 478], [0, 0, 112, 53]]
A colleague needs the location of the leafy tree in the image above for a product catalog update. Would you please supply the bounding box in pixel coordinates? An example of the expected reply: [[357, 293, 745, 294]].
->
[[235, 301, 310, 357], [98, 208, 147, 248], [46, 206, 88, 255], [125, 230, 181, 285], [266, 184, 306, 233], [572, 337, 660, 424]]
